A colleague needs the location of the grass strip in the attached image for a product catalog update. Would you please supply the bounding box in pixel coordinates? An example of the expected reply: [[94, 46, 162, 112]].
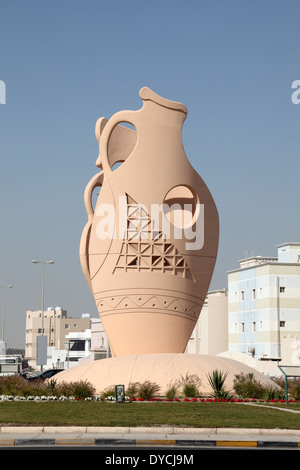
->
[[0, 401, 299, 429]]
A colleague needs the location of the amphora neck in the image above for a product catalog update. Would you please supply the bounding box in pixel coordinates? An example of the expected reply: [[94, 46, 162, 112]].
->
[[139, 87, 187, 128]]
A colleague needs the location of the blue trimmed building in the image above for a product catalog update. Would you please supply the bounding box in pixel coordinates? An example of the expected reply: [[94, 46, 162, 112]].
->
[[227, 243, 300, 365]]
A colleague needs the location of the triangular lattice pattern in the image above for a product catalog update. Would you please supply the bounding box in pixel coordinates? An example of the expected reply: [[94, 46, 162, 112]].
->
[[113, 195, 194, 280]]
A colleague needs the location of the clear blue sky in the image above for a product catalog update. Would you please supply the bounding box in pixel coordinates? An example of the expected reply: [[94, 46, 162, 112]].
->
[[0, 0, 299, 348]]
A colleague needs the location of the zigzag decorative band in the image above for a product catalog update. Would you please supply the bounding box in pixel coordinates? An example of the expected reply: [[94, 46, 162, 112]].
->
[[95, 293, 202, 319]]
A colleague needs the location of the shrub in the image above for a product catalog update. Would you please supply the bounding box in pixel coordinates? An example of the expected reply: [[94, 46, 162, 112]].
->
[[126, 382, 140, 397], [0, 375, 49, 397], [165, 385, 178, 400], [178, 373, 202, 397], [263, 385, 285, 401], [69, 380, 95, 399], [0, 376, 95, 400], [52, 379, 95, 399], [0, 375, 27, 396], [207, 369, 231, 400], [100, 386, 116, 399], [288, 378, 300, 401], [136, 381, 160, 400], [53, 380, 76, 398], [182, 383, 199, 398], [23, 380, 51, 397], [233, 373, 269, 399], [164, 378, 182, 400], [47, 379, 57, 395]]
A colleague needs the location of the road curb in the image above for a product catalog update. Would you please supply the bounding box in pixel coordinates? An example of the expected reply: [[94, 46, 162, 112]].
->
[[0, 427, 299, 448], [1, 426, 300, 435]]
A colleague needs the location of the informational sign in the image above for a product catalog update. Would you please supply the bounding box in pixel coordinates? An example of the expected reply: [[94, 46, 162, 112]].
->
[[115, 384, 125, 403], [36, 335, 47, 366]]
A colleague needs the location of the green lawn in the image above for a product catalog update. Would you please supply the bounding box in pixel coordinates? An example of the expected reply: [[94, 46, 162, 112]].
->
[[0, 401, 299, 429], [255, 401, 300, 410]]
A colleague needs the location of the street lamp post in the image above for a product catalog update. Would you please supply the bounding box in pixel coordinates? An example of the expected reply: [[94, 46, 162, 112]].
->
[[0, 285, 13, 343], [32, 260, 54, 370]]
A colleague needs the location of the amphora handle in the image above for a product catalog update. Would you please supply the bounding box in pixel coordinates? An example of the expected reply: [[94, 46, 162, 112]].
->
[[80, 171, 104, 291], [84, 171, 104, 221], [99, 110, 138, 173]]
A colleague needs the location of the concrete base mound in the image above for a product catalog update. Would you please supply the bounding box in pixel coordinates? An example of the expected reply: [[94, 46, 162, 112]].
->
[[52, 353, 279, 396]]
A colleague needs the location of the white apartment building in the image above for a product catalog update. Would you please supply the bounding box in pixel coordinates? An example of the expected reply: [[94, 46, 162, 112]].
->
[[47, 328, 92, 369], [25, 307, 92, 368], [186, 289, 228, 355], [227, 242, 300, 367], [89, 318, 111, 360]]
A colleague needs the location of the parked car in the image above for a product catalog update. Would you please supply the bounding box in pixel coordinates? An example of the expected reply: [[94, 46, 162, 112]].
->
[[24, 369, 64, 381]]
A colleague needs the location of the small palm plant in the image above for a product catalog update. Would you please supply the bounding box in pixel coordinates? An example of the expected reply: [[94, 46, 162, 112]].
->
[[207, 369, 231, 400]]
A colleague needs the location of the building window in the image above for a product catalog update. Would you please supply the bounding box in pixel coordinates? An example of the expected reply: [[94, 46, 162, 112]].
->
[[280, 286, 285, 293], [241, 291, 244, 301], [65, 324, 70, 329], [280, 321, 286, 327]]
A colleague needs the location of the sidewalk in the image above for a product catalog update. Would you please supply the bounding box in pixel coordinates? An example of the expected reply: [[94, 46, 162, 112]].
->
[[0, 426, 300, 448]]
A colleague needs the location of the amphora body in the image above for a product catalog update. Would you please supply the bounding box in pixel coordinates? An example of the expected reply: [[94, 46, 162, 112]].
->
[[80, 87, 219, 357]]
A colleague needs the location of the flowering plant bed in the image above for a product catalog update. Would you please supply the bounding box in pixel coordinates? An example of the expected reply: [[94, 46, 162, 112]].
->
[[0, 394, 298, 403], [127, 396, 299, 404]]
